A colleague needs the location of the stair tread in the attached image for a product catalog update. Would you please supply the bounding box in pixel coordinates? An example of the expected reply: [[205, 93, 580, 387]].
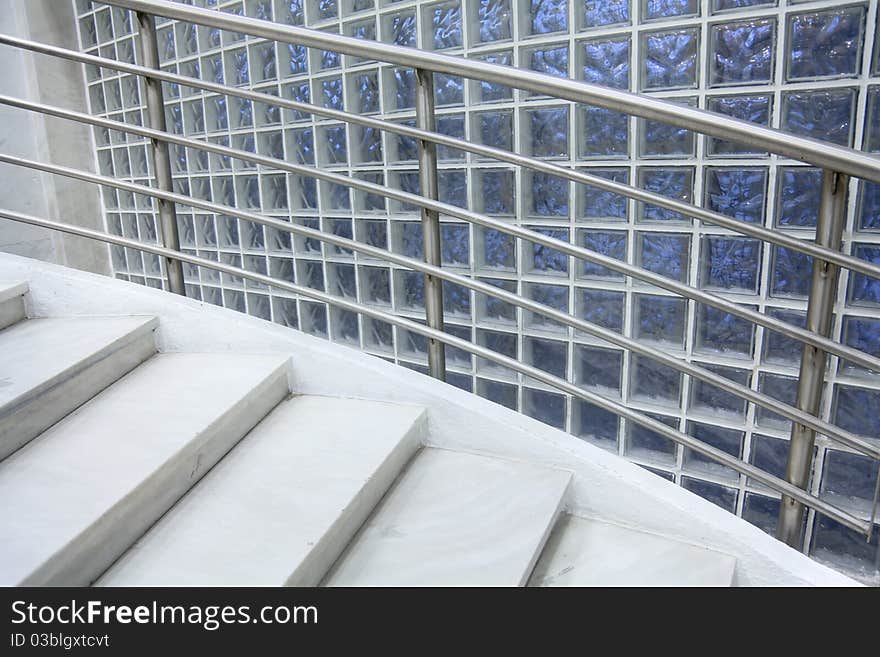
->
[[528, 515, 737, 587], [0, 281, 27, 304], [98, 396, 425, 586], [0, 352, 290, 586], [324, 448, 571, 586], [0, 315, 157, 411]]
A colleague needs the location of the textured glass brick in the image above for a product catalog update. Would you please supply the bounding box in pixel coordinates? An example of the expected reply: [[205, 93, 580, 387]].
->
[[626, 413, 678, 464], [252, 42, 277, 82], [398, 222, 424, 260], [707, 94, 772, 156], [477, 170, 515, 215], [526, 45, 569, 92], [787, 7, 865, 81], [529, 0, 568, 35], [360, 266, 391, 306], [782, 89, 856, 147], [684, 422, 743, 479], [697, 304, 755, 356], [524, 388, 566, 430], [477, 379, 518, 411], [351, 72, 379, 114], [821, 450, 880, 515], [316, 0, 338, 20], [347, 20, 376, 64], [581, 38, 630, 90], [478, 227, 516, 270], [710, 19, 774, 86], [771, 246, 812, 298], [748, 434, 788, 484], [392, 68, 416, 110], [529, 173, 569, 217], [705, 168, 767, 224], [701, 236, 761, 293], [640, 97, 696, 158], [776, 167, 821, 228], [763, 308, 806, 365], [388, 11, 416, 47], [713, 0, 773, 10], [578, 230, 626, 280], [576, 346, 622, 395], [526, 282, 569, 330], [283, 82, 311, 121], [580, 168, 629, 220], [355, 126, 383, 163], [322, 125, 348, 165], [834, 385, 880, 437], [527, 337, 568, 379], [756, 372, 796, 429], [443, 281, 471, 317], [630, 355, 681, 406], [583, 0, 629, 28], [477, 111, 513, 152], [858, 181, 880, 230], [841, 316, 880, 374], [437, 114, 466, 161], [430, 1, 462, 49], [441, 224, 470, 265], [321, 77, 344, 110], [638, 168, 694, 222], [476, 0, 512, 43], [286, 44, 308, 76], [682, 477, 737, 513], [577, 289, 624, 333], [227, 49, 249, 86], [866, 87, 880, 152], [435, 74, 464, 106], [634, 294, 685, 346], [690, 363, 749, 418], [478, 278, 518, 324], [475, 51, 513, 102], [439, 170, 467, 208], [642, 29, 699, 90], [574, 400, 619, 449], [849, 245, 880, 305], [397, 270, 425, 310], [528, 227, 569, 274], [581, 107, 629, 158], [639, 233, 689, 282], [811, 515, 880, 578], [645, 0, 698, 20]]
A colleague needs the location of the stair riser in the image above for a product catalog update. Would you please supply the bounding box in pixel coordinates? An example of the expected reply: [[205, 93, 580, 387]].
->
[[0, 295, 25, 331], [290, 415, 426, 586], [18, 366, 290, 586], [0, 328, 157, 462]]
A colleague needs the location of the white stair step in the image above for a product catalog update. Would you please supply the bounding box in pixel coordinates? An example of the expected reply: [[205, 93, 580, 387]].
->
[[0, 315, 158, 461], [98, 396, 426, 586], [0, 281, 27, 330], [0, 352, 290, 586], [528, 515, 737, 587], [323, 449, 572, 586]]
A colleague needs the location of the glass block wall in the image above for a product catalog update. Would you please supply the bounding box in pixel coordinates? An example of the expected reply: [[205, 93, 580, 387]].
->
[[74, 0, 880, 580]]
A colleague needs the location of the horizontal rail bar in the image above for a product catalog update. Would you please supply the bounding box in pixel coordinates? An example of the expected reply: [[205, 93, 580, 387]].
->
[[7, 94, 880, 379], [101, 0, 880, 185], [6, 34, 880, 285], [0, 204, 870, 537], [5, 149, 878, 461]]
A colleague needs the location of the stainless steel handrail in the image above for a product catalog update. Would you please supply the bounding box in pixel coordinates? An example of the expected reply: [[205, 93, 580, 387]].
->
[[6, 150, 878, 464], [5, 33, 880, 283], [0, 204, 870, 537], [103, 0, 880, 185]]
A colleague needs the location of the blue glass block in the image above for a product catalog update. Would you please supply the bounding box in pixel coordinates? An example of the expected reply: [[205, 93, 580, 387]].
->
[[431, 2, 462, 49], [398, 171, 421, 211], [524, 389, 566, 430], [530, 227, 569, 274], [188, 101, 205, 133], [639, 168, 693, 222], [849, 245, 880, 305], [321, 77, 344, 110], [707, 94, 771, 155], [635, 294, 685, 345], [332, 308, 359, 343], [576, 346, 622, 394], [230, 49, 249, 85], [160, 26, 175, 62], [835, 385, 880, 437], [435, 74, 464, 106], [630, 356, 681, 406], [776, 167, 820, 227], [477, 51, 513, 101], [399, 270, 424, 310], [441, 224, 469, 266], [530, 173, 569, 217], [390, 12, 416, 47], [575, 400, 619, 447], [443, 281, 471, 317], [713, 0, 773, 10], [581, 107, 629, 157], [247, 0, 272, 20], [788, 7, 864, 81], [328, 183, 351, 210], [437, 115, 466, 161], [697, 304, 754, 356], [253, 42, 277, 82], [858, 181, 880, 230], [351, 0, 373, 12], [822, 450, 880, 513], [348, 20, 377, 60], [203, 56, 223, 86], [749, 434, 788, 483], [782, 89, 856, 147], [286, 44, 308, 75], [481, 229, 516, 268], [528, 107, 569, 157], [394, 120, 418, 161], [580, 168, 629, 220], [771, 246, 812, 297], [356, 127, 382, 163], [705, 168, 767, 224], [640, 97, 697, 157], [811, 515, 880, 577], [478, 379, 518, 411], [330, 262, 356, 297], [866, 87, 880, 152], [480, 278, 518, 322], [360, 220, 387, 250], [361, 266, 391, 305], [763, 308, 806, 364], [439, 170, 467, 208], [323, 125, 347, 164], [583, 0, 629, 28], [582, 38, 630, 89], [627, 413, 678, 463], [642, 29, 699, 90], [399, 222, 423, 259], [317, 0, 338, 20], [756, 372, 796, 429], [579, 230, 626, 280], [702, 237, 760, 292], [527, 283, 569, 330], [710, 19, 774, 86], [577, 289, 624, 332], [356, 173, 386, 212], [530, 0, 568, 35], [393, 68, 416, 110], [285, 82, 311, 121], [478, 111, 513, 151], [682, 477, 737, 513], [355, 73, 380, 114], [290, 128, 315, 164], [528, 46, 569, 84], [639, 233, 689, 282], [477, 0, 511, 42], [479, 170, 515, 215], [684, 422, 743, 478], [842, 316, 880, 373], [645, 0, 698, 19], [321, 46, 341, 69]]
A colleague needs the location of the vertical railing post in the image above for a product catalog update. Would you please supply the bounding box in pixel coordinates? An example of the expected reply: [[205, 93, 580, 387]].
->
[[136, 11, 185, 296], [414, 68, 446, 381], [777, 169, 849, 548]]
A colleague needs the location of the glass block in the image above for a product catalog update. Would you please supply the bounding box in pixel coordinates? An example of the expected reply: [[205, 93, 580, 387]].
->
[[681, 477, 738, 513], [782, 89, 856, 147], [286, 44, 309, 76], [705, 168, 767, 224], [272, 297, 298, 329], [696, 304, 755, 356], [756, 372, 797, 430], [477, 170, 515, 216], [391, 68, 416, 110], [529, 172, 570, 217], [581, 37, 630, 90], [321, 125, 348, 165], [528, 0, 568, 35], [762, 308, 806, 365], [582, 0, 629, 29], [580, 107, 629, 158], [638, 167, 694, 223], [387, 11, 416, 47], [300, 300, 328, 338], [575, 345, 622, 395], [574, 400, 619, 450], [443, 281, 471, 318], [346, 20, 377, 64], [359, 265, 391, 306], [357, 219, 388, 251], [713, 0, 773, 10], [477, 228, 516, 270], [684, 422, 743, 479], [641, 28, 699, 90], [841, 316, 880, 374], [626, 412, 679, 465], [251, 42, 277, 83], [439, 171, 467, 208], [821, 449, 880, 516], [776, 167, 821, 228], [289, 175, 317, 209], [630, 355, 681, 407], [477, 378, 518, 411], [741, 493, 779, 535], [526, 337, 568, 379], [321, 77, 344, 110], [476, 110, 514, 152], [710, 19, 774, 86], [639, 97, 697, 158], [477, 279, 518, 324], [440, 223, 470, 266], [429, 1, 462, 49], [523, 387, 567, 430], [474, 0, 512, 43], [525, 45, 569, 94], [354, 126, 383, 163], [849, 245, 880, 305], [226, 48, 249, 86], [787, 7, 865, 81], [315, 0, 338, 20], [638, 233, 690, 282], [397, 270, 424, 310], [644, 0, 698, 20], [834, 384, 880, 438], [527, 227, 569, 275], [437, 114, 466, 161], [701, 236, 761, 293], [526, 283, 569, 331], [858, 181, 880, 230], [576, 289, 624, 333], [475, 51, 513, 102], [707, 94, 772, 156], [689, 363, 749, 417], [435, 74, 464, 106], [326, 182, 351, 211], [811, 515, 880, 580], [866, 87, 880, 152], [363, 318, 394, 353], [282, 82, 311, 121], [330, 307, 360, 344], [748, 434, 789, 486], [770, 246, 812, 298], [577, 230, 626, 280], [579, 168, 629, 220], [634, 294, 686, 346], [354, 173, 387, 212]]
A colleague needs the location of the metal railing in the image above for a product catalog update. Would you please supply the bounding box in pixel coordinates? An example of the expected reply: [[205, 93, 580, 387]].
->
[[1, 0, 879, 553]]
